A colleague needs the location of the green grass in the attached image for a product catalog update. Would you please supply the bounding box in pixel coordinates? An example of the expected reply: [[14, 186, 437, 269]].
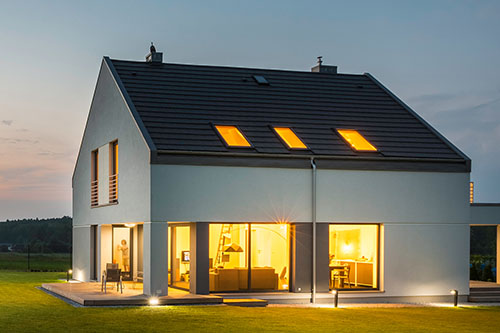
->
[[1, 271, 500, 332], [0, 253, 71, 271]]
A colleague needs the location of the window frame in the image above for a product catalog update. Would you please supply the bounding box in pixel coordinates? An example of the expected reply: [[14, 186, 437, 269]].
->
[[271, 126, 309, 151], [212, 124, 254, 148], [334, 128, 379, 153], [328, 223, 381, 292]]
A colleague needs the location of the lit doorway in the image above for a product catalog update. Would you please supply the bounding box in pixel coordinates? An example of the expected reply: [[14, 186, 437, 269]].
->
[[112, 226, 133, 281], [168, 225, 191, 290]]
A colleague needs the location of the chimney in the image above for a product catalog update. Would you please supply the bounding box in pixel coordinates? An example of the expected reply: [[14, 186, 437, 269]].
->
[[146, 42, 163, 63], [311, 56, 337, 74]]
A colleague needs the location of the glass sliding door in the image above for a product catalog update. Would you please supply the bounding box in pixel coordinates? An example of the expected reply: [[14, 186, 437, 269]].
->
[[209, 224, 248, 292], [168, 225, 191, 290], [112, 226, 132, 281], [329, 224, 379, 290], [209, 223, 289, 292], [250, 224, 289, 290]]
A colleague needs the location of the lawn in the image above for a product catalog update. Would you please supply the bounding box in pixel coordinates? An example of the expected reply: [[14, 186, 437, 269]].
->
[[1, 271, 500, 332], [0, 253, 71, 271]]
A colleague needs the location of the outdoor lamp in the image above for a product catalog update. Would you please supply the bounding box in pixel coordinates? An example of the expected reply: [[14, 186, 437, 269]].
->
[[331, 289, 339, 308], [67, 269, 73, 282], [450, 289, 458, 307], [149, 297, 159, 306]]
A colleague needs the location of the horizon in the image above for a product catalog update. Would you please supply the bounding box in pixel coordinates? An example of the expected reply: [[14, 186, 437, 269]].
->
[[1, 0, 500, 220]]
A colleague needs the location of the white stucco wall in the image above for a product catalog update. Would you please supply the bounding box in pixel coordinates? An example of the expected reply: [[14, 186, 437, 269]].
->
[[151, 164, 471, 296], [151, 164, 469, 224], [72, 61, 151, 282], [72, 225, 91, 282], [72, 61, 151, 227]]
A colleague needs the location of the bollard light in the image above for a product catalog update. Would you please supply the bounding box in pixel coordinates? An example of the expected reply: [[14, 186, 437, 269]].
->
[[149, 297, 159, 306], [332, 289, 339, 308], [450, 289, 458, 307], [67, 269, 73, 282]]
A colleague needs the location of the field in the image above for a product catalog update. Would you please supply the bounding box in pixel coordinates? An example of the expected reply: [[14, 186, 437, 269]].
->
[[0, 253, 71, 271], [1, 271, 500, 332]]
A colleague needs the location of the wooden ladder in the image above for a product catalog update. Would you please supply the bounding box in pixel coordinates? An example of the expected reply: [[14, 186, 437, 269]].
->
[[214, 224, 232, 267]]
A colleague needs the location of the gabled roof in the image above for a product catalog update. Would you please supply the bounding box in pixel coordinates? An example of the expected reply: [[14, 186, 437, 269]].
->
[[105, 57, 470, 171]]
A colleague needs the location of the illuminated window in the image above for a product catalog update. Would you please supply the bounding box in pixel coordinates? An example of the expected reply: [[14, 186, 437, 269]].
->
[[337, 129, 377, 152], [168, 225, 191, 290], [209, 223, 289, 292], [470, 182, 474, 203], [274, 127, 307, 149], [215, 125, 252, 147], [90, 150, 99, 207], [109, 140, 118, 204], [329, 224, 379, 290]]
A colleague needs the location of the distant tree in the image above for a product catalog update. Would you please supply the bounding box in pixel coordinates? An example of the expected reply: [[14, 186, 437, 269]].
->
[[0, 217, 72, 253]]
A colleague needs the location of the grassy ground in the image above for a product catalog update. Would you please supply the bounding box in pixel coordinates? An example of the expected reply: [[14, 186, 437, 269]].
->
[[0, 253, 70, 271], [1, 271, 500, 332]]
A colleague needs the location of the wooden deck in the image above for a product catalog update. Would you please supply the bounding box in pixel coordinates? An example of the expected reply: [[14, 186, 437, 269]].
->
[[469, 280, 500, 302], [42, 281, 223, 306]]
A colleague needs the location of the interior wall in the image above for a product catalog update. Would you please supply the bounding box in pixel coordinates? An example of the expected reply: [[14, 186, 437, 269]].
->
[[99, 225, 112, 279]]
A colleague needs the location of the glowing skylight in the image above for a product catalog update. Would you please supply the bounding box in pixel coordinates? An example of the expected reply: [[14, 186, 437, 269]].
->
[[337, 129, 377, 152], [274, 127, 307, 149], [215, 125, 251, 147]]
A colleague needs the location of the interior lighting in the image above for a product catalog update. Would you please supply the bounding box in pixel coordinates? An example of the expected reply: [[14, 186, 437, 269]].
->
[[215, 125, 251, 147], [337, 129, 377, 151]]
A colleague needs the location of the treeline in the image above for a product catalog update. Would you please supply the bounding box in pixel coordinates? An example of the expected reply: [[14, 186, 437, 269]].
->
[[470, 226, 496, 255], [0, 216, 72, 253]]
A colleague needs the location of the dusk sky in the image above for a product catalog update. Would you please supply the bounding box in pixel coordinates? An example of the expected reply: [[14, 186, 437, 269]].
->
[[1, 0, 500, 220]]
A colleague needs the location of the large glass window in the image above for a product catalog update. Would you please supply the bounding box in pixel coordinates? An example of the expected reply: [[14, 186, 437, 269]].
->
[[329, 224, 379, 290], [209, 223, 289, 292], [113, 226, 132, 280], [168, 225, 190, 290]]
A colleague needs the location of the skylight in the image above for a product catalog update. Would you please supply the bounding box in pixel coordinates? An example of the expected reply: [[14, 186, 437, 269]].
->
[[253, 75, 269, 85], [274, 127, 307, 149], [337, 129, 377, 152], [215, 125, 252, 147]]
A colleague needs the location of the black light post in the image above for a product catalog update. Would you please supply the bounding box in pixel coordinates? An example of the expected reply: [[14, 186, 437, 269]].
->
[[450, 289, 458, 307], [67, 269, 73, 282], [332, 290, 339, 308]]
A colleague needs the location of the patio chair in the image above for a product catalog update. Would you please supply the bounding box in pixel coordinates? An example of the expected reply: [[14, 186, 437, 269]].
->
[[101, 263, 123, 294]]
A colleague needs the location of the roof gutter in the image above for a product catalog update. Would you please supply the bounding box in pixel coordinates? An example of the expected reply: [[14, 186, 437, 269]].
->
[[154, 149, 467, 164]]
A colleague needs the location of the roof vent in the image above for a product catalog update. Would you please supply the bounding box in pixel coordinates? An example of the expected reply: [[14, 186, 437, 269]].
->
[[146, 42, 163, 63], [311, 56, 337, 74]]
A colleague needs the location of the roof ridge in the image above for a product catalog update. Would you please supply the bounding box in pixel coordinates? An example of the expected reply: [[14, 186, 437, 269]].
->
[[109, 58, 365, 77]]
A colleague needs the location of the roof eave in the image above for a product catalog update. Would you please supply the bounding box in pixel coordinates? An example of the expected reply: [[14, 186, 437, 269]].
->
[[152, 150, 471, 173], [364, 72, 471, 164]]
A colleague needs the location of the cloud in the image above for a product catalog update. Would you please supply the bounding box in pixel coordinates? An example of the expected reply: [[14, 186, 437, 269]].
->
[[1, 120, 13, 126]]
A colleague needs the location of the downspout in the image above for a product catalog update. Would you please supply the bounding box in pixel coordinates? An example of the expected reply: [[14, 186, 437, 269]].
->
[[310, 157, 317, 303]]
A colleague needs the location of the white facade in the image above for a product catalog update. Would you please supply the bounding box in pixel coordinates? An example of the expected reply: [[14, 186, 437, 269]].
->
[[72, 58, 479, 302]]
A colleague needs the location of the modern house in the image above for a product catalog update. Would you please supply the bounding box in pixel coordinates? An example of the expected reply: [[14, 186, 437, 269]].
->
[[72, 48, 499, 303]]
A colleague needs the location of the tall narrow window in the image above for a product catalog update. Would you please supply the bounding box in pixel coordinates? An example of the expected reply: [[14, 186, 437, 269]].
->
[[337, 129, 377, 152], [109, 141, 118, 204], [214, 125, 252, 147], [90, 149, 99, 207], [470, 181, 474, 203], [273, 127, 307, 149]]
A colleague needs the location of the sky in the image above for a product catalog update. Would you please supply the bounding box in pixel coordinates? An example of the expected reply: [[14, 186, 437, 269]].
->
[[0, 0, 500, 220]]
